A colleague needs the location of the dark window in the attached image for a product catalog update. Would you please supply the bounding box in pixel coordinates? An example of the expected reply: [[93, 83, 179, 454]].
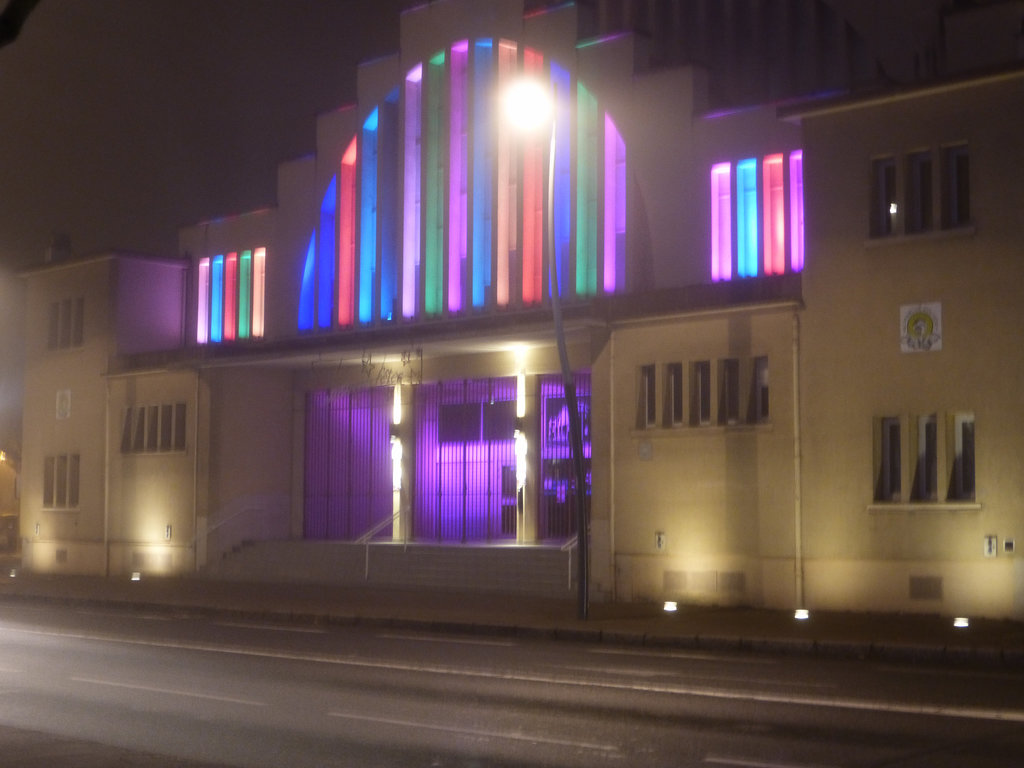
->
[[871, 157, 897, 237], [750, 356, 769, 423], [719, 358, 740, 425], [875, 416, 901, 502], [665, 362, 683, 426], [942, 145, 970, 228], [912, 414, 937, 501], [948, 412, 975, 500], [691, 361, 711, 426], [906, 151, 933, 234], [637, 364, 655, 428]]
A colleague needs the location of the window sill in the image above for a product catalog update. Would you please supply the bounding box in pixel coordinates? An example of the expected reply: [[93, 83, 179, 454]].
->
[[41, 507, 80, 514], [864, 224, 975, 249], [631, 422, 773, 438], [867, 501, 981, 514]]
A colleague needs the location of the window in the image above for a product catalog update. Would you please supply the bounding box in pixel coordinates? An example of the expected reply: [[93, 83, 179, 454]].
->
[[690, 361, 711, 426], [875, 416, 901, 502], [906, 151, 933, 234], [665, 363, 684, 427], [47, 297, 84, 350], [750, 356, 769, 423], [43, 453, 80, 508], [870, 157, 897, 237], [911, 413, 937, 501], [948, 412, 975, 500], [121, 403, 187, 454], [718, 358, 740, 425], [942, 144, 970, 228], [637, 364, 656, 429]]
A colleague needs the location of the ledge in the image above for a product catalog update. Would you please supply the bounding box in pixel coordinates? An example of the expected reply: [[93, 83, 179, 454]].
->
[[863, 224, 976, 249], [867, 501, 982, 514]]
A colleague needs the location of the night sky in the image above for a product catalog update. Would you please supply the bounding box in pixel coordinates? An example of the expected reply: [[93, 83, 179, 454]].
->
[[0, 0, 418, 268]]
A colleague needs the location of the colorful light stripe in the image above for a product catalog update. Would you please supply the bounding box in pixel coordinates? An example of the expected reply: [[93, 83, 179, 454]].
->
[[359, 108, 378, 324], [252, 247, 266, 338], [551, 62, 571, 299], [576, 82, 598, 296], [318, 177, 336, 329], [210, 254, 224, 343], [603, 114, 626, 293], [339, 142, 357, 326], [448, 41, 468, 313], [711, 162, 732, 282], [238, 249, 252, 339], [197, 257, 210, 344], [737, 158, 758, 278], [789, 150, 805, 272], [521, 47, 544, 305], [763, 153, 785, 275], [423, 51, 445, 315], [298, 234, 316, 331], [495, 40, 517, 307], [471, 39, 494, 309], [402, 65, 422, 319], [380, 89, 400, 321]]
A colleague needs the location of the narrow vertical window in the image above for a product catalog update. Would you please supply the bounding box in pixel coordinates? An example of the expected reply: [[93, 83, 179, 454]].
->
[[948, 412, 975, 500], [43, 456, 55, 507], [871, 157, 897, 237], [495, 40, 518, 306], [472, 39, 494, 309], [736, 158, 758, 278], [339, 141, 357, 327], [423, 50, 446, 316], [210, 254, 224, 343], [146, 405, 159, 452], [711, 162, 732, 281], [876, 416, 902, 502], [719, 358, 740, 425], [604, 115, 626, 294], [789, 150, 805, 272], [237, 249, 252, 339], [71, 297, 84, 346], [912, 413, 937, 501], [763, 154, 785, 275], [252, 247, 266, 338], [67, 454, 80, 507], [223, 252, 238, 341], [173, 402, 187, 451], [637, 364, 656, 429], [402, 65, 422, 319], [197, 257, 210, 344], [665, 362, 684, 426], [133, 406, 146, 451], [906, 151, 933, 234], [521, 47, 544, 306], [360, 108, 379, 324], [448, 41, 469, 314], [121, 407, 134, 453], [56, 454, 68, 507], [159, 404, 173, 451], [576, 82, 599, 297], [691, 361, 711, 426], [943, 144, 970, 228], [751, 356, 769, 423]]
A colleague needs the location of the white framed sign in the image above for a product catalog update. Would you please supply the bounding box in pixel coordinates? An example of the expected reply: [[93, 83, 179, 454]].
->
[[900, 303, 942, 352]]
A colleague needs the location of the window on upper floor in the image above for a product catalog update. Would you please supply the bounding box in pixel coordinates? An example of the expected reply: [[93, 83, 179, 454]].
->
[[43, 453, 79, 509], [869, 144, 970, 238], [911, 413, 938, 501], [749, 356, 770, 423], [636, 364, 656, 429], [197, 248, 266, 344], [690, 361, 711, 426], [875, 415, 902, 502], [711, 150, 804, 281], [47, 297, 84, 350], [718, 358, 740, 425], [664, 362, 684, 427], [120, 403, 187, 453], [947, 411, 975, 501]]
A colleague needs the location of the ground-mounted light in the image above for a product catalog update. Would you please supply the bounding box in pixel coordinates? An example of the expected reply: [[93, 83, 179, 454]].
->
[[663, 601, 678, 613], [130, 572, 142, 582], [794, 608, 810, 621], [8, 568, 16, 578], [953, 616, 970, 628]]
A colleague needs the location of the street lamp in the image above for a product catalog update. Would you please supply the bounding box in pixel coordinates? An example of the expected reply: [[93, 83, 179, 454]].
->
[[504, 77, 589, 620]]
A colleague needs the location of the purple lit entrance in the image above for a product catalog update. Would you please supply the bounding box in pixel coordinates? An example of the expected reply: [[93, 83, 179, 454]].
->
[[303, 388, 393, 540], [539, 373, 591, 540], [415, 378, 517, 542]]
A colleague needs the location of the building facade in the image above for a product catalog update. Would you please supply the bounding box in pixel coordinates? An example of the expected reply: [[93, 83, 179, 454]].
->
[[20, 0, 1024, 618]]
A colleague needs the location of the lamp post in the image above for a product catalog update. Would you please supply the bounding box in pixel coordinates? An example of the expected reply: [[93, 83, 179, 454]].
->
[[505, 79, 589, 620]]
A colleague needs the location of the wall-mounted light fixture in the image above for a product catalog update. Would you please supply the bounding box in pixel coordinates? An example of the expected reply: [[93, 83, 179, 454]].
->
[[794, 609, 810, 620]]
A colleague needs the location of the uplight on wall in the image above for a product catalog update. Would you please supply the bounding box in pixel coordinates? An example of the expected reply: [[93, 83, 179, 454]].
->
[[664, 601, 678, 613], [953, 616, 970, 628], [794, 609, 810, 620]]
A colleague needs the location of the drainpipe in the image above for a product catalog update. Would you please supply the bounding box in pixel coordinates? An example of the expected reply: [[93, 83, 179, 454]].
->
[[192, 368, 200, 573], [792, 311, 804, 609], [608, 330, 617, 601], [103, 375, 111, 578]]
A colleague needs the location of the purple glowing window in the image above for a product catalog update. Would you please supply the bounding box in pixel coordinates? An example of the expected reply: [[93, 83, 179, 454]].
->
[[538, 372, 591, 541]]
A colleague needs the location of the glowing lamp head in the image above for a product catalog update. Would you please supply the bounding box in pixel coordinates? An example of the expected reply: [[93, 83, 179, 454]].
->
[[503, 78, 554, 134], [794, 608, 810, 621]]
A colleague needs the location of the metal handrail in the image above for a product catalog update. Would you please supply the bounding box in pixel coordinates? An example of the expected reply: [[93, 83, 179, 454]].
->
[[561, 535, 578, 588], [356, 511, 402, 579]]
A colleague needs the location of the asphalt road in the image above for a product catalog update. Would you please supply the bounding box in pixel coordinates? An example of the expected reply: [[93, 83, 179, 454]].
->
[[1, 602, 1023, 767]]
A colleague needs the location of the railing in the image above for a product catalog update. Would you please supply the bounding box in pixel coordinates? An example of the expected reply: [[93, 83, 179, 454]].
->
[[355, 511, 403, 579], [561, 534, 577, 589]]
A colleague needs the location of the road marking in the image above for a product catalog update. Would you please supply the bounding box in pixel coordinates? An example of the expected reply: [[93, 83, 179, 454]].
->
[[71, 676, 266, 707], [705, 757, 840, 768], [568, 664, 835, 690], [590, 647, 777, 665], [214, 621, 327, 634], [376, 632, 516, 647], [12, 626, 1024, 725], [328, 710, 619, 754]]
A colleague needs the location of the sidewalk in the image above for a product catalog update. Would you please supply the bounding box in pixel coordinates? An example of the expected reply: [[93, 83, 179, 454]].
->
[[2, 567, 1023, 667]]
